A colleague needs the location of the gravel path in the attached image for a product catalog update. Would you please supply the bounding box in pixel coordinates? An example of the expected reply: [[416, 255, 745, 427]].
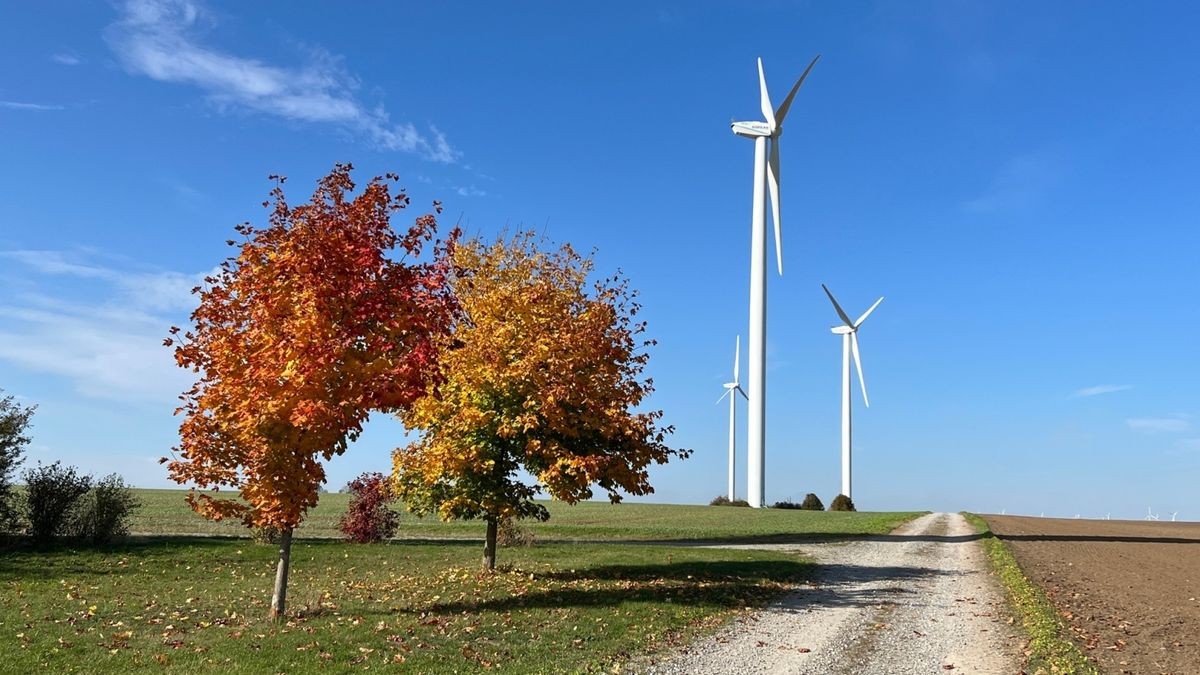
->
[[643, 512, 1022, 674]]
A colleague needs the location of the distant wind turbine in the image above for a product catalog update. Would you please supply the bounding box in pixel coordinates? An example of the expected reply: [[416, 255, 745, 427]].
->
[[822, 284, 883, 501], [732, 55, 820, 508], [1146, 507, 1160, 521], [716, 336, 748, 501], [1171, 511, 1179, 522]]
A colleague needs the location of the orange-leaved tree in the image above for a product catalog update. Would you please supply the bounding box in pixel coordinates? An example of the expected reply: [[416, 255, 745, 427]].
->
[[392, 232, 689, 570], [165, 164, 456, 618]]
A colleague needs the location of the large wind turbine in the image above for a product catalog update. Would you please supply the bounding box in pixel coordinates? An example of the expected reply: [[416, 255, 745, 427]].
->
[[716, 336, 749, 501], [731, 54, 820, 508], [822, 284, 883, 502]]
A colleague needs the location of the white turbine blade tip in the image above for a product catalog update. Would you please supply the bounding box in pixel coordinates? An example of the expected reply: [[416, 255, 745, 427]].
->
[[733, 336, 741, 381], [854, 296, 884, 328], [774, 53, 821, 125], [851, 332, 869, 407], [768, 140, 782, 275], [758, 58, 775, 129], [822, 284, 855, 327]]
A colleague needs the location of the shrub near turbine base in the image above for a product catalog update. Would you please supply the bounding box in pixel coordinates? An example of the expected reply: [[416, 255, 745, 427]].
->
[[774, 494, 824, 510], [829, 494, 856, 512], [800, 493, 825, 511]]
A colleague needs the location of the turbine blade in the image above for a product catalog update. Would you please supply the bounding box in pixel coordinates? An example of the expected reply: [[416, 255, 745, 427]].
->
[[768, 139, 783, 275], [733, 335, 741, 382], [822, 284, 854, 327], [851, 332, 869, 408], [774, 54, 820, 125], [758, 58, 776, 130], [854, 296, 884, 328], [737, 385, 749, 400], [716, 388, 732, 405]]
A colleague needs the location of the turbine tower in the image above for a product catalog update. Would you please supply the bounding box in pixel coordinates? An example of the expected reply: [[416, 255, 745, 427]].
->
[[822, 284, 883, 502], [731, 54, 819, 508], [716, 336, 749, 501]]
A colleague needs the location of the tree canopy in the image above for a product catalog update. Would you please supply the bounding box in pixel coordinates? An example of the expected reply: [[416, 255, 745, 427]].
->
[[166, 164, 457, 613], [392, 232, 688, 567]]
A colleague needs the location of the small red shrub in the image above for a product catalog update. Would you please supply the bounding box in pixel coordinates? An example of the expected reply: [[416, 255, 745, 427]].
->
[[338, 472, 400, 543]]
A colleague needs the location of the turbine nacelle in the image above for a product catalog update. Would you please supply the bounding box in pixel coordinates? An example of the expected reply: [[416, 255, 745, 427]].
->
[[831, 325, 854, 335], [731, 121, 772, 138]]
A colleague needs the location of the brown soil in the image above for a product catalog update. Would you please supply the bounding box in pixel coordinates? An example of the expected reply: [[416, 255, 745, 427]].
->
[[984, 515, 1200, 675]]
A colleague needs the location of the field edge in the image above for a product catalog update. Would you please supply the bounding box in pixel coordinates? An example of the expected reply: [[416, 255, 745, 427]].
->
[[962, 513, 1097, 675]]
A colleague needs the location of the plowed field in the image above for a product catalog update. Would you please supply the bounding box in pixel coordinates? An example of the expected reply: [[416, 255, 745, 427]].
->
[[984, 515, 1200, 674]]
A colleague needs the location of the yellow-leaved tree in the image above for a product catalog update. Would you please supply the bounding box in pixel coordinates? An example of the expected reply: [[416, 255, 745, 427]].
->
[[392, 232, 689, 569]]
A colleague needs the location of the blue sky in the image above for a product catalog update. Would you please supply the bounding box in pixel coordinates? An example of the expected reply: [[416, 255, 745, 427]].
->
[[2, 1, 1198, 519]]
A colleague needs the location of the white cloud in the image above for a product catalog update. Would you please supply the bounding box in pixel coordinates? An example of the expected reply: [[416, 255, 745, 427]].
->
[[0, 250, 201, 402], [1072, 384, 1131, 398], [2, 250, 204, 312], [52, 53, 82, 65], [105, 0, 457, 162], [1126, 415, 1191, 434], [0, 101, 64, 111], [455, 185, 488, 197]]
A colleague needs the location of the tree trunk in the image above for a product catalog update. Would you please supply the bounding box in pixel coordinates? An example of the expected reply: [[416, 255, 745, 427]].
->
[[269, 527, 293, 621], [482, 516, 497, 571]]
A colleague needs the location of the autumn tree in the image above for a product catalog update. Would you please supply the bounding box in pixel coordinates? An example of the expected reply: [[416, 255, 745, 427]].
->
[[392, 232, 689, 570], [0, 389, 35, 533], [166, 164, 456, 618]]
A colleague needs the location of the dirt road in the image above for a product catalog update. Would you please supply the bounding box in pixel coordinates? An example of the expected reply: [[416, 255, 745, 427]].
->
[[645, 512, 1020, 674]]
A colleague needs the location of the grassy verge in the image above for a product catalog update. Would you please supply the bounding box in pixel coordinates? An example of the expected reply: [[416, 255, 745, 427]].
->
[[2, 538, 809, 674], [962, 513, 1097, 675], [129, 488, 922, 542]]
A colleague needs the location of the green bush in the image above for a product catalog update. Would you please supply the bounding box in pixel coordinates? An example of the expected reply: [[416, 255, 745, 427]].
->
[[829, 494, 856, 512], [22, 462, 91, 543], [800, 493, 824, 511], [771, 500, 800, 509], [709, 495, 750, 507], [70, 473, 140, 545]]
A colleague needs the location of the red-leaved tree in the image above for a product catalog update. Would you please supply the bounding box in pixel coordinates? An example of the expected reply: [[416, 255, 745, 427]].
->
[[338, 472, 400, 543], [165, 164, 456, 618]]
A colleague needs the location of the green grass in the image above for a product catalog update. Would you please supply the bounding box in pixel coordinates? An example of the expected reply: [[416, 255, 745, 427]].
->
[[2, 538, 810, 673], [962, 513, 1097, 675], [130, 488, 922, 542], [0, 492, 921, 673]]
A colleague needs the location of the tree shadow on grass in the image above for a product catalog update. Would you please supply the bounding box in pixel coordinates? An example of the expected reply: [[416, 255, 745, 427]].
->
[[402, 559, 953, 616]]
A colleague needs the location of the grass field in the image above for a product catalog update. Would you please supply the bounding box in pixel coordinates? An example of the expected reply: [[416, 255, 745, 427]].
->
[[2, 491, 922, 673], [129, 488, 922, 542]]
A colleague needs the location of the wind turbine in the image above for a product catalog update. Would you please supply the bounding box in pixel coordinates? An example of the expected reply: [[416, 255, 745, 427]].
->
[[822, 284, 883, 502], [731, 54, 820, 508], [1171, 511, 1179, 522], [716, 336, 749, 501], [1146, 507, 1160, 521]]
